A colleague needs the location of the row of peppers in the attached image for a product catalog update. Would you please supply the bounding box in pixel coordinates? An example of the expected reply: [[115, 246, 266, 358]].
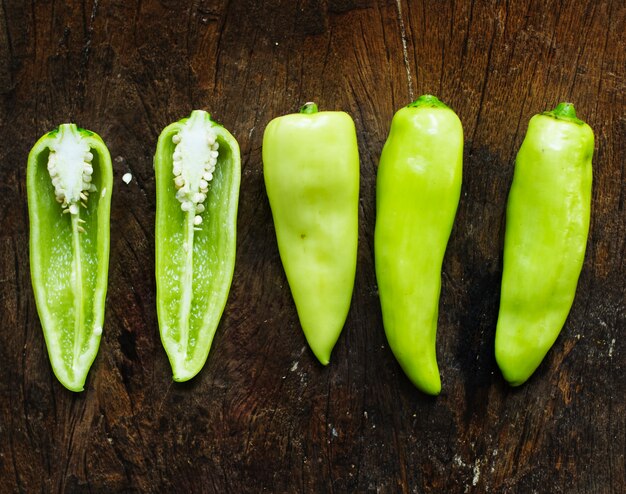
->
[[27, 96, 594, 393]]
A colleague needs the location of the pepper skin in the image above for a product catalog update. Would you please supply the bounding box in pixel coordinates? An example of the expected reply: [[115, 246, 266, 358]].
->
[[375, 95, 463, 395], [263, 103, 359, 365], [27, 124, 113, 392], [495, 103, 593, 386], [155, 110, 241, 382]]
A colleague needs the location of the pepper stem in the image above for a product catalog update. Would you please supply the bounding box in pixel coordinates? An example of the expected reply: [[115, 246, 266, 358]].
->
[[58, 123, 80, 138], [300, 102, 319, 114], [543, 102, 584, 125], [407, 94, 449, 109], [188, 109, 212, 125]]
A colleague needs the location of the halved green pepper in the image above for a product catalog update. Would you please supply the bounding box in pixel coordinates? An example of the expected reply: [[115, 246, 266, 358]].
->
[[375, 95, 463, 395], [27, 124, 113, 392], [495, 103, 594, 386], [263, 103, 359, 364], [155, 110, 240, 382]]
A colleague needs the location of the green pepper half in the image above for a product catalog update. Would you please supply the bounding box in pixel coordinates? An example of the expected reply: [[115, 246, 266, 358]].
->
[[495, 103, 594, 386], [375, 95, 463, 395], [155, 110, 241, 382], [263, 103, 359, 364], [27, 124, 113, 392]]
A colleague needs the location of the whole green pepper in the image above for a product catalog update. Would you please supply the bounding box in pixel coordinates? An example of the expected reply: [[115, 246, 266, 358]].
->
[[27, 124, 113, 392], [496, 103, 594, 386], [155, 110, 240, 382], [263, 103, 359, 364], [375, 95, 463, 395]]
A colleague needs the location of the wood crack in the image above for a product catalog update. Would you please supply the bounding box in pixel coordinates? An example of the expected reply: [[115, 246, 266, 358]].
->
[[469, 14, 498, 151], [75, 0, 100, 113], [395, 0, 413, 100]]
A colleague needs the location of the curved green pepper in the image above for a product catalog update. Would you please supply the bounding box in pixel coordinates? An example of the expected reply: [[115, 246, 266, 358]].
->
[[155, 110, 240, 382], [375, 95, 463, 395], [263, 103, 359, 364], [27, 124, 113, 392], [495, 103, 594, 386]]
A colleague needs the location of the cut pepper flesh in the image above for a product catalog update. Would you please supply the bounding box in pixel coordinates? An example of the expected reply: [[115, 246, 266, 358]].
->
[[28, 124, 112, 392], [155, 110, 240, 382]]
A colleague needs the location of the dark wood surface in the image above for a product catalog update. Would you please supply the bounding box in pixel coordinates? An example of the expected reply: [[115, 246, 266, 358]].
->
[[1, 1, 624, 492]]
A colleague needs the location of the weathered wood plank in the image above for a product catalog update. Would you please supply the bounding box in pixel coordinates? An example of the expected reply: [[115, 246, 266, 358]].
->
[[0, 0, 623, 492]]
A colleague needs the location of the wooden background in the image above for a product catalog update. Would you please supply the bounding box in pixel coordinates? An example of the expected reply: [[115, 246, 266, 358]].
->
[[0, 1, 624, 492]]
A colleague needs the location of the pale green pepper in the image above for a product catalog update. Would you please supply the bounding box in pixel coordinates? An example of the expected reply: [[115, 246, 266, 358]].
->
[[496, 103, 594, 386], [375, 95, 463, 395], [28, 124, 113, 392], [155, 110, 241, 382], [263, 103, 359, 364]]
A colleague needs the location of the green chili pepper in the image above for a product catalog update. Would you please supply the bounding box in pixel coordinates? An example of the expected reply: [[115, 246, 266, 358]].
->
[[375, 95, 463, 395], [495, 103, 593, 386], [263, 102, 359, 365], [155, 110, 240, 382], [27, 124, 113, 392]]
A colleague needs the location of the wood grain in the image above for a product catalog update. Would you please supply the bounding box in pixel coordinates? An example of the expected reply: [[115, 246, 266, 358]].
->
[[0, 0, 623, 492]]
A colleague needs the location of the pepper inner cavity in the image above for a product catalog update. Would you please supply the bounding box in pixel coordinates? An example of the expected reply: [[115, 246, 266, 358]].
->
[[45, 124, 96, 371], [170, 112, 219, 360]]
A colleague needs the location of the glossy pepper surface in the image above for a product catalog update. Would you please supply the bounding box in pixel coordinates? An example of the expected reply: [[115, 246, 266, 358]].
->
[[27, 124, 113, 392], [495, 103, 593, 386], [155, 110, 240, 382], [263, 103, 359, 364], [375, 95, 463, 395]]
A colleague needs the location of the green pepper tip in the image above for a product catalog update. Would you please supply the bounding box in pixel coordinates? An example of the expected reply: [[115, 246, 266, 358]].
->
[[500, 369, 529, 388], [507, 380, 526, 387], [172, 373, 193, 383], [308, 341, 332, 365], [63, 382, 86, 393], [315, 355, 331, 366], [299, 102, 319, 114], [407, 94, 449, 110]]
